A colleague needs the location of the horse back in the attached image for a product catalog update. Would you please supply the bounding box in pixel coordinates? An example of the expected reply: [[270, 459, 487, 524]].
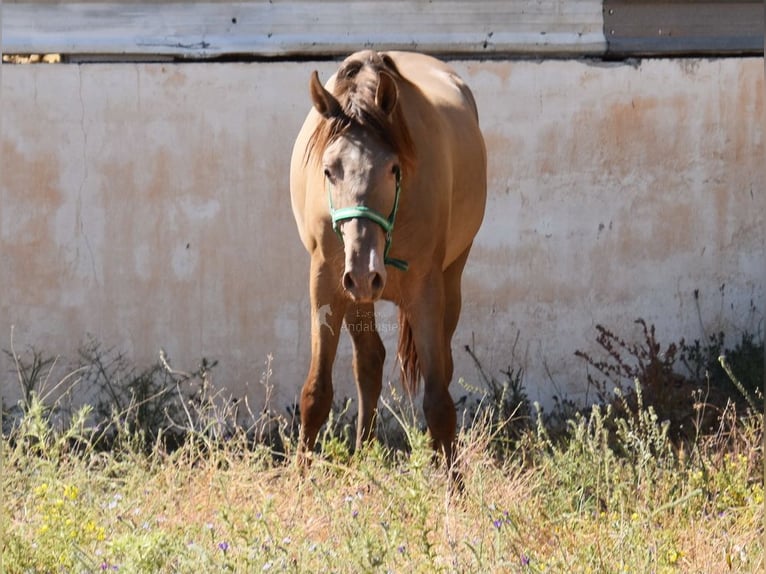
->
[[383, 51, 487, 267]]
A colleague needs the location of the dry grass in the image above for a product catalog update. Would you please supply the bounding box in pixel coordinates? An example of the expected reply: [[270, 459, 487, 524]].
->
[[1, 386, 763, 573]]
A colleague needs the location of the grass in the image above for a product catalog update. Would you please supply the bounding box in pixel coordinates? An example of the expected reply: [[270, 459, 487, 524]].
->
[[0, 330, 763, 573]]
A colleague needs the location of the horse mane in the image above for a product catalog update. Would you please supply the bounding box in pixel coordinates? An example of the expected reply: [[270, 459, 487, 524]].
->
[[305, 53, 417, 175]]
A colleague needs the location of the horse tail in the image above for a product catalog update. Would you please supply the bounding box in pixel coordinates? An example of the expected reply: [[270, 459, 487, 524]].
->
[[397, 309, 421, 396]]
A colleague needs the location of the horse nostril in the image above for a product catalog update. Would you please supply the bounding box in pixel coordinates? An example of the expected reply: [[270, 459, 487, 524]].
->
[[342, 271, 356, 292], [371, 272, 384, 293], [343, 269, 384, 300]]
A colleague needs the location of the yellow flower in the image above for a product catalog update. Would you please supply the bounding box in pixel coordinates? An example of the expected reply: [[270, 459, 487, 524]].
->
[[666, 548, 682, 565], [737, 454, 747, 465], [34, 483, 49, 497], [63, 485, 79, 501]]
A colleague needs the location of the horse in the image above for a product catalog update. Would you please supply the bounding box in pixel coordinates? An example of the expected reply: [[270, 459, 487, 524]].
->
[[290, 50, 487, 471]]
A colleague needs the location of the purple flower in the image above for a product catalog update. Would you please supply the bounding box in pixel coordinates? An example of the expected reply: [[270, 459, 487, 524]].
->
[[218, 541, 229, 553], [520, 553, 530, 566], [352, 510, 359, 519], [397, 545, 406, 554], [493, 519, 502, 529]]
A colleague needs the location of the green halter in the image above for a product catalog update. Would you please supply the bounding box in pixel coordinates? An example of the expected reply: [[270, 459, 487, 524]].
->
[[326, 169, 409, 271]]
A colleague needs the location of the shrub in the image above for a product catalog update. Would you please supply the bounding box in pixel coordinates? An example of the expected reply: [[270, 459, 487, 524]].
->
[[459, 342, 532, 456], [575, 319, 763, 443]]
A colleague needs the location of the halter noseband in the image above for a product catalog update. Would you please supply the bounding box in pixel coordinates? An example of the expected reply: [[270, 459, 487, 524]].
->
[[326, 168, 409, 271]]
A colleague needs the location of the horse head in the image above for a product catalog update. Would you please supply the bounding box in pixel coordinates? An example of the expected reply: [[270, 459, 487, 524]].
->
[[308, 53, 413, 302]]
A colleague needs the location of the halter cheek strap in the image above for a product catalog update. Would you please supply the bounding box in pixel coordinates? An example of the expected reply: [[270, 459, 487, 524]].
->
[[326, 170, 409, 271]]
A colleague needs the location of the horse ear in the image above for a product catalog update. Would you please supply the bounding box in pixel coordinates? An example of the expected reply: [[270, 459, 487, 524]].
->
[[375, 71, 399, 117], [309, 70, 342, 119]]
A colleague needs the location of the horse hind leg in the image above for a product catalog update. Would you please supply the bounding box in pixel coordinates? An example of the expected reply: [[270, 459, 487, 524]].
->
[[440, 245, 473, 487], [442, 244, 473, 383], [345, 303, 386, 450]]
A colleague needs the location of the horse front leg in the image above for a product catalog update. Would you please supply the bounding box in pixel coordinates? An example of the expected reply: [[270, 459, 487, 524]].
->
[[344, 303, 386, 450], [298, 257, 347, 466], [402, 274, 457, 468]]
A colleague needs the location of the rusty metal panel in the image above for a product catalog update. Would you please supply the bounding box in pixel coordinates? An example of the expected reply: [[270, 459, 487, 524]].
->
[[604, 0, 764, 56], [0, 1, 606, 59]]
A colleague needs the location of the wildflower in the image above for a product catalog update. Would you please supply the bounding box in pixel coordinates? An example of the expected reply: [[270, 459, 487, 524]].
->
[[218, 541, 229, 553], [520, 553, 530, 566], [352, 510, 359, 519], [666, 548, 682, 565], [493, 519, 502, 530], [397, 545, 406, 554], [732, 545, 747, 564], [64, 485, 79, 501]]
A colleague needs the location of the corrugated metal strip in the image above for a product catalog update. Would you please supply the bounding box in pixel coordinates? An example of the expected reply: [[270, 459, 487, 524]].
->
[[1, 1, 606, 59], [604, 0, 764, 56]]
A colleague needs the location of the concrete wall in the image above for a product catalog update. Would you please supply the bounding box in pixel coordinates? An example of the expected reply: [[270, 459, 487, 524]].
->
[[1, 57, 763, 412]]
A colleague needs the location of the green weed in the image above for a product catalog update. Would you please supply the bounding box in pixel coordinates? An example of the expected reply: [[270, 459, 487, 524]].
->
[[0, 324, 763, 573]]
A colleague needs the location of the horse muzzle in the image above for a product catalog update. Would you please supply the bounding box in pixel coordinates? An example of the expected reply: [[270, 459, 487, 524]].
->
[[340, 220, 387, 302], [342, 267, 385, 302]]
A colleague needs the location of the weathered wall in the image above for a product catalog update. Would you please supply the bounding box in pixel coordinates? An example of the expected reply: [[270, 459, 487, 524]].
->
[[1, 58, 763, 412], [2, 1, 605, 58]]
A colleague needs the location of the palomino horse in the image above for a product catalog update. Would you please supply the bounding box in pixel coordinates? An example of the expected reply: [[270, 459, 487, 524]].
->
[[290, 51, 486, 470]]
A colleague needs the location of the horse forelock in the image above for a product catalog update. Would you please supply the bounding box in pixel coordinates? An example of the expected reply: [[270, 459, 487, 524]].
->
[[305, 54, 416, 173]]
